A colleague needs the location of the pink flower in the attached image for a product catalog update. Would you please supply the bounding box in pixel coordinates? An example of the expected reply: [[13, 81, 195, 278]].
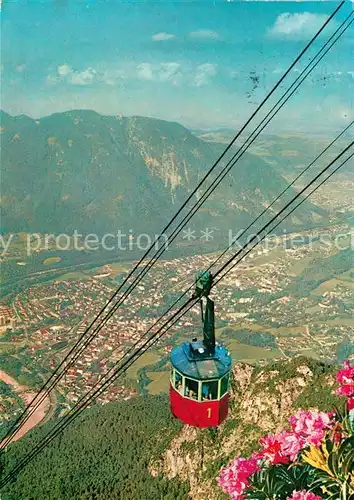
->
[[337, 385, 354, 397], [336, 360, 354, 385], [258, 434, 290, 464], [336, 360, 354, 409], [348, 398, 354, 411], [277, 431, 306, 461], [287, 490, 323, 500], [289, 410, 335, 446], [258, 431, 305, 464], [218, 456, 260, 499], [257, 411, 334, 466]]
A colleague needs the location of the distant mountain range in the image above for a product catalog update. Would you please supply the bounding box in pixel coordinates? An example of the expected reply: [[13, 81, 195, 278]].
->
[[193, 128, 353, 179], [0, 110, 326, 237]]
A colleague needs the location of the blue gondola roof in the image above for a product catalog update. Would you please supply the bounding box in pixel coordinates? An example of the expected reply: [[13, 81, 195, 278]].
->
[[171, 341, 232, 380]]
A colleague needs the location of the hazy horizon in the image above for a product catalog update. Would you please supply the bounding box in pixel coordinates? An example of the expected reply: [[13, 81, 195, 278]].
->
[[2, 107, 354, 140]]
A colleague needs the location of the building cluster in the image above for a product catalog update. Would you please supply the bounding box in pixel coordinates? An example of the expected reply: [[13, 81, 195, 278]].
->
[[0, 305, 17, 332], [310, 179, 354, 214]]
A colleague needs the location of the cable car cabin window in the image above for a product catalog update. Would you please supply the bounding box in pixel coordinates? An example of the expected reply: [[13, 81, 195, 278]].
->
[[220, 373, 230, 398], [184, 377, 199, 400], [201, 380, 218, 401], [174, 370, 183, 394]]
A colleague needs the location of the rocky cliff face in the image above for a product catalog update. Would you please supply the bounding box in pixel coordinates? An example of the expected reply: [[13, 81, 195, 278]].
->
[[151, 358, 338, 499]]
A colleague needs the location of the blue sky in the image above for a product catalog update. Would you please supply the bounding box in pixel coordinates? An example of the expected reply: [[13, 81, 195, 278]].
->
[[1, 0, 353, 134]]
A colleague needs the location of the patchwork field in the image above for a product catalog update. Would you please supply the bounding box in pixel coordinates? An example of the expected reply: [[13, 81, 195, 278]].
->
[[43, 257, 62, 265], [0, 341, 26, 354], [126, 352, 161, 380], [146, 371, 170, 395], [55, 271, 91, 281], [224, 341, 282, 363], [312, 278, 354, 296], [295, 347, 321, 360]]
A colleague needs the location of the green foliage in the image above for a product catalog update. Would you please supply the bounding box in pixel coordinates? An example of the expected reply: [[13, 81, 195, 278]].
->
[[136, 355, 169, 394], [222, 328, 277, 348], [286, 248, 353, 298], [0, 382, 25, 434], [1, 395, 188, 500], [245, 465, 314, 499], [255, 356, 334, 380], [337, 339, 354, 363], [306, 436, 354, 499], [295, 382, 343, 412], [0, 382, 23, 405], [0, 355, 43, 389], [0, 328, 25, 342], [219, 416, 241, 439]]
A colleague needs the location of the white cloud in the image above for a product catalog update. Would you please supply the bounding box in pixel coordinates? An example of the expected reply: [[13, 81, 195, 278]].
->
[[16, 64, 26, 73], [194, 63, 217, 87], [101, 76, 115, 86], [69, 67, 96, 85], [268, 12, 335, 39], [152, 32, 176, 42], [137, 63, 154, 81], [135, 61, 217, 87], [189, 29, 219, 40], [57, 64, 72, 77], [100, 71, 124, 86], [159, 63, 182, 84], [48, 60, 219, 89], [49, 65, 98, 85], [46, 75, 59, 84], [98, 66, 128, 86], [136, 62, 183, 85]]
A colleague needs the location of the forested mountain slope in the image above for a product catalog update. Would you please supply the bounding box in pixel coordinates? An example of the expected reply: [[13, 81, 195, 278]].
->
[[0, 358, 341, 500], [0, 110, 325, 236], [0, 395, 188, 500]]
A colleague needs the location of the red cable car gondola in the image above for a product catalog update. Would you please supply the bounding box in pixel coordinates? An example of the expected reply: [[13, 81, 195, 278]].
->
[[170, 271, 232, 428]]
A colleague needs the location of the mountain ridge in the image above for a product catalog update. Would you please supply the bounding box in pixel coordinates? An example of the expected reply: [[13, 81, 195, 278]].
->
[[0, 109, 325, 237]]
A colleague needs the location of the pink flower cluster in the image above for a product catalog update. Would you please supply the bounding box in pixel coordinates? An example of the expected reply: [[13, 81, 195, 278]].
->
[[336, 360, 354, 410], [218, 361, 352, 499], [287, 490, 323, 500], [217, 456, 260, 499], [218, 409, 334, 498], [256, 410, 334, 465], [218, 410, 336, 497], [289, 410, 335, 446], [258, 431, 302, 464]]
